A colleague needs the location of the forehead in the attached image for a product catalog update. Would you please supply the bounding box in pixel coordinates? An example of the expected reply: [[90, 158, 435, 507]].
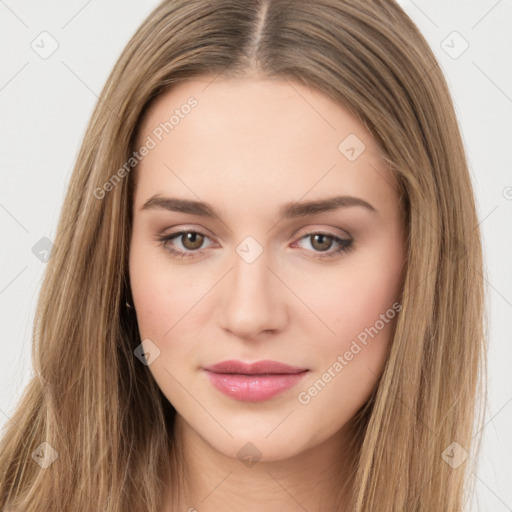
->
[[137, 76, 381, 151], [133, 76, 400, 217]]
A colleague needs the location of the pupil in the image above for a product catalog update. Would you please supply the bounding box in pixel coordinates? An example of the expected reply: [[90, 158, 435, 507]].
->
[[185, 232, 202, 249], [314, 234, 331, 251]]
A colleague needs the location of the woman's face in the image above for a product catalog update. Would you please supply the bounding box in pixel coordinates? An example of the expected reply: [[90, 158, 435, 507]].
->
[[129, 75, 406, 462]]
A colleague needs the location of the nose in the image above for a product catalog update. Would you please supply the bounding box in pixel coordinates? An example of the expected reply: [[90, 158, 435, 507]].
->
[[217, 247, 288, 341]]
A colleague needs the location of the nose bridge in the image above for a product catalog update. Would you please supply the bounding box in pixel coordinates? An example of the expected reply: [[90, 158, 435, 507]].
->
[[219, 235, 285, 337], [233, 239, 270, 294]]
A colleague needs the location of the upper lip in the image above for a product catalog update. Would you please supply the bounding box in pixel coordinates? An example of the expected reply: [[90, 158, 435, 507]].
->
[[203, 360, 308, 375]]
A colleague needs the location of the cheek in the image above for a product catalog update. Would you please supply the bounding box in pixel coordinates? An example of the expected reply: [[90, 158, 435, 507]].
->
[[301, 242, 403, 390], [308, 261, 402, 347], [295, 263, 402, 438], [129, 240, 180, 338], [128, 240, 209, 386], [128, 244, 198, 404]]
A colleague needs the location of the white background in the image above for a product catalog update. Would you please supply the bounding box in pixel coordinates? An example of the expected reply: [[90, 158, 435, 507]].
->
[[0, 1, 511, 510]]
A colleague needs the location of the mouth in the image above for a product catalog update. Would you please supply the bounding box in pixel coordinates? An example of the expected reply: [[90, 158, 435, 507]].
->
[[202, 360, 310, 402]]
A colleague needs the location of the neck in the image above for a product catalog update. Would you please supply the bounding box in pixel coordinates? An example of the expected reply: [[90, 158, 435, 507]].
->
[[163, 414, 361, 512]]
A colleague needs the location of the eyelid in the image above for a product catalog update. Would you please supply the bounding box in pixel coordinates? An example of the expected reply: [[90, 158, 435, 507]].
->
[[157, 225, 353, 262], [158, 224, 350, 245], [159, 224, 216, 238], [160, 228, 218, 250], [293, 224, 351, 240]]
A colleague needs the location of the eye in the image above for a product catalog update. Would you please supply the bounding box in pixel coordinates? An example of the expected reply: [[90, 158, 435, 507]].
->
[[156, 230, 213, 259], [292, 231, 354, 260], [156, 230, 354, 260]]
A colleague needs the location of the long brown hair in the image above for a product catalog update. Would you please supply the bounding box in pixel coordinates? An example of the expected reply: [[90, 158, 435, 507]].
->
[[0, 0, 487, 510]]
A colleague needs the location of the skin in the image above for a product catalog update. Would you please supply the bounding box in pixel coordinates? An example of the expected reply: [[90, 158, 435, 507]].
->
[[129, 74, 406, 512]]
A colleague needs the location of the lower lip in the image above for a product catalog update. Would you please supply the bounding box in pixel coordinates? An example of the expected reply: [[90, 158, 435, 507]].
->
[[204, 370, 309, 402]]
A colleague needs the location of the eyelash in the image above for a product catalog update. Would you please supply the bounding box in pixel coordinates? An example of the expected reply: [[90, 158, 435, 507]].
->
[[156, 229, 354, 260]]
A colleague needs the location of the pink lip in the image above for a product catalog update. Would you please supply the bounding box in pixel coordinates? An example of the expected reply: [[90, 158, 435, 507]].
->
[[203, 360, 309, 402]]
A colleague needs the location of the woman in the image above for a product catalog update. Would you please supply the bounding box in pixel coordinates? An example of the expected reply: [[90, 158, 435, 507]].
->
[[0, 0, 487, 510]]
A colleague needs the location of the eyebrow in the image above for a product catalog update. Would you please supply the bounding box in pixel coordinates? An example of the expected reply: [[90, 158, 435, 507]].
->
[[140, 194, 377, 220]]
